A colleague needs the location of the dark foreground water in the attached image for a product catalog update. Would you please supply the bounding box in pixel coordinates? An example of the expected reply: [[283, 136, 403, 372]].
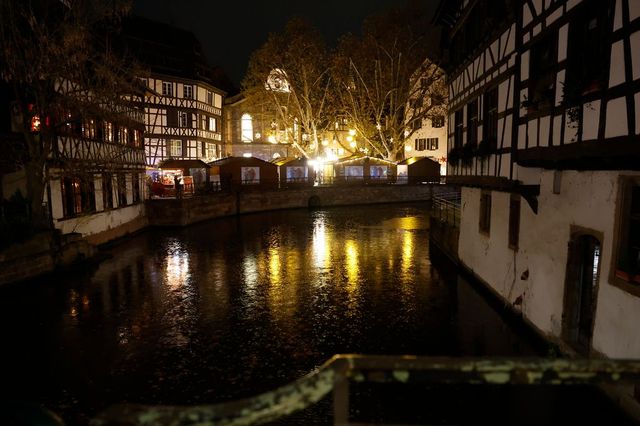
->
[[0, 203, 634, 425]]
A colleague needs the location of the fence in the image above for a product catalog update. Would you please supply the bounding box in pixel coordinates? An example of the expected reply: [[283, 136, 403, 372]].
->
[[91, 354, 640, 426], [431, 191, 461, 227]]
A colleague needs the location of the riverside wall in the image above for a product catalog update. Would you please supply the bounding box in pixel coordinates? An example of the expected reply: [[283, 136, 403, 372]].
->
[[147, 184, 454, 227]]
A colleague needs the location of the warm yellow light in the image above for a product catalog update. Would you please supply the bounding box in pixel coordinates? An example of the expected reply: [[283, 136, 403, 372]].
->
[[405, 145, 412, 151], [349, 129, 356, 136], [346, 135, 353, 142], [350, 141, 357, 149], [268, 135, 277, 143], [321, 139, 329, 146]]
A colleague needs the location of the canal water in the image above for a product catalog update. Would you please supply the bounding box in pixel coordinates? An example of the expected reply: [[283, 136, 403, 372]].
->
[[0, 203, 634, 425]]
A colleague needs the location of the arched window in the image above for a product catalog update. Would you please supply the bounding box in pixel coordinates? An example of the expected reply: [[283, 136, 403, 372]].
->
[[241, 113, 253, 143]]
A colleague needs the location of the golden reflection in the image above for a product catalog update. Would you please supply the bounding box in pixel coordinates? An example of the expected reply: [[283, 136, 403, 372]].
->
[[268, 247, 282, 287], [165, 249, 190, 289], [345, 240, 359, 286], [401, 230, 414, 277], [312, 216, 331, 268]]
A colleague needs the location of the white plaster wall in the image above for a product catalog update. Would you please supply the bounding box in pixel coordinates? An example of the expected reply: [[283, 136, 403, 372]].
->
[[55, 203, 145, 238], [458, 170, 640, 357], [405, 120, 448, 174]]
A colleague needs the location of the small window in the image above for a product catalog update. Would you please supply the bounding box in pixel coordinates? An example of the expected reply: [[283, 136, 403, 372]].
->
[[83, 119, 96, 139], [170, 139, 182, 157], [454, 110, 464, 148], [209, 117, 217, 132], [132, 173, 141, 204], [479, 191, 491, 235], [412, 118, 422, 131], [207, 91, 213, 105], [467, 98, 479, 147], [117, 174, 127, 207], [612, 178, 640, 295], [483, 87, 498, 149], [179, 112, 190, 128], [427, 138, 439, 151], [103, 121, 113, 143], [415, 138, 427, 151], [62, 176, 95, 217], [529, 32, 558, 111], [162, 82, 173, 97], [564, 0, 613, 103], [432, 116, 445, 128], [102, 173, 113, 210], [509, 196, 521, 249], [205, 142, 216, 159], [183, 85, 193, 99]]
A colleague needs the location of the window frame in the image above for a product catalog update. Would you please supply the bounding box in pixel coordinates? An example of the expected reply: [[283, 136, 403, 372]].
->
[[427, 138, 439, 151], [162, 82, 173, 97], [170, 139, 183, 157], [183, 85, 193, 99], [479, 190, 492, 235], [432, 116, 445, 128], [611, 176, 640, 297], [508, 195, 521, 250]]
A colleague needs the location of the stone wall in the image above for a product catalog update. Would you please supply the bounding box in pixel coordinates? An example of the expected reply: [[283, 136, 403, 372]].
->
[[148, 184, 453, 227]]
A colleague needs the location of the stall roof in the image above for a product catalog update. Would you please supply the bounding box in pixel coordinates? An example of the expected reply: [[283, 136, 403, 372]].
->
[[271, 157, 306, 166], [397, 156, 439, 166], [335, 155, 396, 165], [209, 156, 276, 167], [157, 159, 210, 169]]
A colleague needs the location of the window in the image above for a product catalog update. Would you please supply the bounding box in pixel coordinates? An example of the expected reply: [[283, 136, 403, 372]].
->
[[565, 0, 613, 103], [179, 111, 190, 127], [509, 196, 521, 249], [467, 98, 478, 147], [241, 113, 253, 142], [83, 119, 96, 139], [415, 138, 426, 151], [205, 142, 216, 159], [529, 32, 558, 111], [102, 173, 113, 210], [183, 85, 193, 99], [479, 191, 491, 234], [432, 116, 445, 128], [162, 82, 173, 97], [427, 138, 439, 151], [207, 91, 213, 105], [170, 139, 182, 157], [454, 109, 463, 148], [612, 178, 640, 294], [61, 176, 95, 217], [412, 118, 422, 131], [103, 121, 113, 143], [118, 127, 128, 145], [483, 87, 498, 149], [133, 129, 141, 147], [209, 117, 217, 132], [117, 173, 127, 207], [132, 173, 141, 204]]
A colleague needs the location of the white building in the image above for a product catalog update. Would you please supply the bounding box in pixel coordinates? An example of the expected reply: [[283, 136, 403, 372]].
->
[[436, 0, 640, 371]]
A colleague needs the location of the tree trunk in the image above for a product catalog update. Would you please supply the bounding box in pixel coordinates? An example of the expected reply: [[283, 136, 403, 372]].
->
[[25, 160, 49, 231]]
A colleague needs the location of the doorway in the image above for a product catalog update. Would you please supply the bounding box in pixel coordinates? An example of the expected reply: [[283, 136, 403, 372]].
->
[[562, 231, 601, 353]]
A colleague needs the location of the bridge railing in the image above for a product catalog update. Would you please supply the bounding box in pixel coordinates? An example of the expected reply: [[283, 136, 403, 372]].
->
[[431, 191, 461, 227], [91, 355, 640, 426]]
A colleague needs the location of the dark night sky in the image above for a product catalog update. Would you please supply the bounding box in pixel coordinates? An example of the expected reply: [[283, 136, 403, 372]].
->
[[133, 0, 439, 90]]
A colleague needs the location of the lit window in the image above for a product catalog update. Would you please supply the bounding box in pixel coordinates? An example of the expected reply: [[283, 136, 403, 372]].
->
[[427, 138, 439, 150], [104, 122, 113, 143], [170, 139, 182, 157], [415, 138, 426, 151], [209, 117, 217, 132], [241, 113, 253, 142], [205, 142, 216, 159]]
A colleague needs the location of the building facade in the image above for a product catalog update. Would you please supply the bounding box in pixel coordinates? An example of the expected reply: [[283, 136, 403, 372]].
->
[[437, 0, 640, 366], [122, 17, 225, 168]]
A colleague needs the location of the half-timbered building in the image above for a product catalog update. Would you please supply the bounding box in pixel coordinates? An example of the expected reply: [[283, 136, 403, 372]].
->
[[121, 17, 225, 168], [436, 0, 640, 371]]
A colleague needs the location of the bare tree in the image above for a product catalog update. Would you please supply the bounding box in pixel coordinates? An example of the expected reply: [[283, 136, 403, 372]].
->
[[333, 4, 447, 161], [0, 0, 135, 230], [242, 17, 335, 158]]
